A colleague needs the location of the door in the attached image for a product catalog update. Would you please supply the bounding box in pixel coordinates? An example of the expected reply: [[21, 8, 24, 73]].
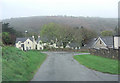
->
[[21, 44, 24, 51]]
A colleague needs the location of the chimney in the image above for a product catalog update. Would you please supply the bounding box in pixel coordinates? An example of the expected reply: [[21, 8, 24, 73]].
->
[[32, 36, 34, 39], [38, 36, 40, 38]]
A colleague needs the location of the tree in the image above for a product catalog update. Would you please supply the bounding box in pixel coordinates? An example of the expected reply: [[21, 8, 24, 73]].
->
[[2, 23, 24, 45], [0, 33, 3, 46], [79, 26, 97, 46], [114, 26, 120, 35], [2, 32, 11, 45], [58, 25, 74, 48], [101, 30, 113, 36], [40, 23, 97, 48], [2, 23, 16, 35], [40, 23, 61, 42]]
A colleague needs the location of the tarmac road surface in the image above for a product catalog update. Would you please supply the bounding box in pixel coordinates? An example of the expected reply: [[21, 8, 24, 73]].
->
[[31, 51, 118, 81]]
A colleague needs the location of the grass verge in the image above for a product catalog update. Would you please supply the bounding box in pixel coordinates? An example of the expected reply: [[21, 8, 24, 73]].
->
[[74, 54, 119, 74], [2, 46, 47, 81]]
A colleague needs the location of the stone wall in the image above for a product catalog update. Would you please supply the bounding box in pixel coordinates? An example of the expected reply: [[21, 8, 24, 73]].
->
[[89, 48, 119, 59]]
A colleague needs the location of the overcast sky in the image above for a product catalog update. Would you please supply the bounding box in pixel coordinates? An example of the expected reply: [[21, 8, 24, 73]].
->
[[0, 0, 119, 19]]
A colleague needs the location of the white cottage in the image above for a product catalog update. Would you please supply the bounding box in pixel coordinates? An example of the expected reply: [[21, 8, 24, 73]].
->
[[36, 36, 44, 50], [92, 36, 113, 49], [15, 36, 36, 51]]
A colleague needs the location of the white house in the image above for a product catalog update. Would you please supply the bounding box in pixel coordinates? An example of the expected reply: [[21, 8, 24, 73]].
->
[[36, 36, 44, 50], [15, 36, 36, 51], [92, 36, 113, 49]]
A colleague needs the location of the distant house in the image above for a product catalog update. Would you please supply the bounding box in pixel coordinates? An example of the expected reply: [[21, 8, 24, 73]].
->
[[48, 39, 58, 48], [67, 42, 80, 49], [92, 36, 113, 49], [36, 36, 59, 49], [56, 42, 64, 48], [15, 36, 36, 51], [36, 36, 44, 50], [113, 36, 120, 49]]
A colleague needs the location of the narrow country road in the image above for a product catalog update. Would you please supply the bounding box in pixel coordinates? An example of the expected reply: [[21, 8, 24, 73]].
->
[[31, 52, 118, 81]]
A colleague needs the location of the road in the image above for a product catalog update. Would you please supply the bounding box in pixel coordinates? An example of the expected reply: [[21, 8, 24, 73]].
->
[[31, 51, 118, 81]]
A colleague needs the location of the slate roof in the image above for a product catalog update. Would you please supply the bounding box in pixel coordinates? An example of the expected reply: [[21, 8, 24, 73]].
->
[[84, 37, 113, 48], [16, 37, 33, 43], [100, 36, 113, 46], [36, 37, 41, 43], [68, 42, 80, 47], [85, 38, 97, 48], [36, 36, 50, 43]]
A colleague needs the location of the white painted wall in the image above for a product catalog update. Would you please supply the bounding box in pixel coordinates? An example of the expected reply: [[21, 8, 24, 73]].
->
[[24, 38, 34, 50], [114, 36, 120, 49], [93, 38, 107, 49], [37, 41, 44, 50]]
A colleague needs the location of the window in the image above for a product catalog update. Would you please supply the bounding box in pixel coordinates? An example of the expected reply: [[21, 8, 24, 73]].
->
[[28, 42, 29, 44]]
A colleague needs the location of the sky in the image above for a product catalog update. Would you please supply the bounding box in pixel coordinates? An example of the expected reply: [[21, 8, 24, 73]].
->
[[0, 0, 119, 19]]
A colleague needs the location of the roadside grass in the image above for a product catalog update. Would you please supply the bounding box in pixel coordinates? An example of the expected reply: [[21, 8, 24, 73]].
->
[[2, 46, 47, 81], [74, 54, 119, 74]]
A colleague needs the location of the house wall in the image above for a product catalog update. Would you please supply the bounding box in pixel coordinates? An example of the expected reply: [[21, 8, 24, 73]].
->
[[52, 43, 58, 48], [37, 44, 43, 50], [24, 39, 34, 50], [32, 38, 37, 49], [15, 41, 24, 50], [37, 41, 44, 50], [114, 36, 120, 49], [93, 38, 107, 49], [49, 43, 58, 48], [66, 44, 70, 48], [16, 41, 21, 48]]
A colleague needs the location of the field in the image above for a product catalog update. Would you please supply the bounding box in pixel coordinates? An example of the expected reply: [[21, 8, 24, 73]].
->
[[74, 54, 119, 74], [2, 46, 47, 81]]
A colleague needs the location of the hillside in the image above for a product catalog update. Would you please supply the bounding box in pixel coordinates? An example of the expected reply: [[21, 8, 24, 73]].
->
[[2, 16, 117, 33]]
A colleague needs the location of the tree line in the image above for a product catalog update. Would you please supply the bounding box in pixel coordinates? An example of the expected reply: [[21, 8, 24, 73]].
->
[[40, 23, 97, 48], [1, 22, 118, 46]]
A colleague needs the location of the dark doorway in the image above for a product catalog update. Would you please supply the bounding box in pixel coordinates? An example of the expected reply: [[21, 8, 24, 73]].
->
[[21, 44, 24, 51]]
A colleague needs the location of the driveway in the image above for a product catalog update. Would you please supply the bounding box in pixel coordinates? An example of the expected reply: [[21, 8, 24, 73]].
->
[[31, 51, 118, 81]]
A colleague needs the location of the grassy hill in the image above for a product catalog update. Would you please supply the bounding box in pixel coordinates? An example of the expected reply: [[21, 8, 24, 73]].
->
[[2, 16, 117, 33], [2, 46, 47, 81]]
